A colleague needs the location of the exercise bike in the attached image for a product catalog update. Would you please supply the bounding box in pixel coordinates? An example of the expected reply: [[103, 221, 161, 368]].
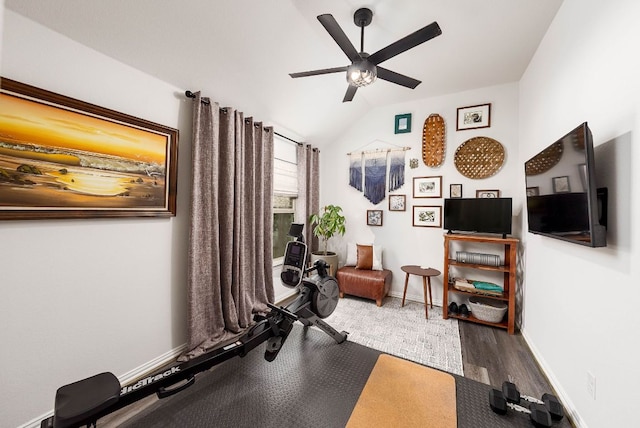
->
[[41, 223, 346, 428]]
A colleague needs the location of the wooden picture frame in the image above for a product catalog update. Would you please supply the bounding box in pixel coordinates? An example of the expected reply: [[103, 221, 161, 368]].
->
[[367, 209, 383, 226], [456, 103, 491, 131], [412, 205, 442, 228], [413, 176, 442, 198], [0, 78, 178, 220], [552, 176, 571, 193], [476, 189, 500, 198], [388, 194, 406, 211], [526, 187, 540, 197], [394, 113, 412, 134], [450, 184, 462, 198]]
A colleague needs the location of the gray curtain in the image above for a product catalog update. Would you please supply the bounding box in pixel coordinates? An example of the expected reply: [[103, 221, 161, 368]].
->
[[185, 92, 274, 356], [295, 144, 319, 250]]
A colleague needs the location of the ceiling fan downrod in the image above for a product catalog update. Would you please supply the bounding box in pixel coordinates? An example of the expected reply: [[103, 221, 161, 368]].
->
[[353, 7, 373, 54]]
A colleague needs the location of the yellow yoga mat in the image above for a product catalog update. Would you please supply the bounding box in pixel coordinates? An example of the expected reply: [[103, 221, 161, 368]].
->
[[346, 354, 457, 428]]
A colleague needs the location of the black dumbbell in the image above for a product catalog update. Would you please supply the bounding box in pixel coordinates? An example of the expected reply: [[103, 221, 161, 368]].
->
[[502, 381, 564, 421], [489, 389, 552, 428]]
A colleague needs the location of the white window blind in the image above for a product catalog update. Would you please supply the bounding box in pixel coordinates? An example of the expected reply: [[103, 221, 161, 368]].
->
[[273, 135, 298, 196], [273, 158, 297, 196]]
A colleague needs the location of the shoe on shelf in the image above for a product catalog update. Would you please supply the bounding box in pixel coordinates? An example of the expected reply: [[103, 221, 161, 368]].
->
[[459, 304, 470, 318], [448, 302, 459, 316]]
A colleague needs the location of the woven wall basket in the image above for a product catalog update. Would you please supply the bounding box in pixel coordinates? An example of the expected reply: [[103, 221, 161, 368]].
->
[[454, 137, 505, 179], [422, 114, 445, 167], [524, 140, 563, 176]]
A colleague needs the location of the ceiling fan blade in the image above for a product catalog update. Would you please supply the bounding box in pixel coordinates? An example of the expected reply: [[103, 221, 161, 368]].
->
[[318, 14, 361, 62], [289, 66, 348, 78], [368, 21, 442, 65], [343, 85, 358, 102], [376, 67, 421, 89]]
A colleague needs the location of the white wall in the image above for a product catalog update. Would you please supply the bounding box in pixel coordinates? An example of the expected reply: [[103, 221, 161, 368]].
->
[[1, 11, 192, 427], [518, 1, 640, 427], [321, 82, 521, 305]]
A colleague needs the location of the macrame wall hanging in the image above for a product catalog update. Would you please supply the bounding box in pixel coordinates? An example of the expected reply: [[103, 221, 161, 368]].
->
[[348, 152, 363, 191], [364, 151, 387, 205], [347, 145, 409, 205], [388, 150, 405, 192]]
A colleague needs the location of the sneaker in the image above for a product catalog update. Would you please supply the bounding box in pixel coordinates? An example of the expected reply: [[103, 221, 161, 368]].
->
[[459, 304, 470, 318], [448, 302, 459, 316]]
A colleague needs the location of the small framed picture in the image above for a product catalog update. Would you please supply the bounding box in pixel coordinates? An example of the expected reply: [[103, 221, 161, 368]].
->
[[389, 194, 406, 211], [412, 206, 442, 228], [526, 187, 540, 197], [413, 176, 442, 198], [476, 189, 500, 198], [450, 184, 463, 198], [553, 176, 571, 193], [367, 210, 383, 226], [456, 103, 491, 131], [394, 113, 412, 134]]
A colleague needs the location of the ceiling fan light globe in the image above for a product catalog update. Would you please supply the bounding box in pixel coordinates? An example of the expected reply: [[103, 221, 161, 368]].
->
[[346, 63, 377, 87]]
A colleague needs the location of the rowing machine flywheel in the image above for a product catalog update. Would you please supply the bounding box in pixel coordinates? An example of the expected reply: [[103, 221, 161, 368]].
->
[[309, 275, 340, 318]]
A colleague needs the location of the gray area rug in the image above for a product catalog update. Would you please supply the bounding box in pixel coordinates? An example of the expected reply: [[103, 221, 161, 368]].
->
[[324, 296, 463, 375]]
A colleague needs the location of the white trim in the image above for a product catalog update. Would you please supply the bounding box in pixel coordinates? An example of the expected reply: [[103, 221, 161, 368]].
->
[[19, 411, 55, 428], [275, 288, 298, 305], [117, 343, 187, 386], [521, 329, 583, 428], [388, 290, 444, 307], [19, 343, 187, 428]]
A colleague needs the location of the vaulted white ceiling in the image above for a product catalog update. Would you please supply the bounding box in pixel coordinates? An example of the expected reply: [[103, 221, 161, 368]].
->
[[4, 0, 563, 145]]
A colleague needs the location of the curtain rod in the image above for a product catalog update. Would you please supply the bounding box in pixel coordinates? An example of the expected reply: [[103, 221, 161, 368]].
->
[[185, 90, 210, 105], [274, 132, 303, 146], [186, 90, 311, 148]]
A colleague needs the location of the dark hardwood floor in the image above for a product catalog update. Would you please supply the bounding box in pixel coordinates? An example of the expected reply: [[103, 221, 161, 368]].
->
[[459, 320, 557, 400]]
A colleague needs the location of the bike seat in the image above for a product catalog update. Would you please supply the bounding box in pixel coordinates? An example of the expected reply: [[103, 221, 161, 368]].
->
[[54, 372, 120, 427]]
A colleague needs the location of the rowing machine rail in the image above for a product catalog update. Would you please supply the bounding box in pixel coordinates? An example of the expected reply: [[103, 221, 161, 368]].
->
[[41, 230, 347, 428]]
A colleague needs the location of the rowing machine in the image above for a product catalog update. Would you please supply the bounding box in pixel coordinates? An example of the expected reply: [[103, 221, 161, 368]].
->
[[41, 224, 346, 428]]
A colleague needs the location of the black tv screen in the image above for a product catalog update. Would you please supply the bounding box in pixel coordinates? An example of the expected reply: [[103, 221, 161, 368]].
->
[[524, 122, 606, 247], [444, 198, 512, 237]]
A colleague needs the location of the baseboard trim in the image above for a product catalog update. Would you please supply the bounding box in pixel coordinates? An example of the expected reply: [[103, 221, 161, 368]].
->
[[19, 343, 187, 428], [521, 329, 585, 428], [118, 343, 188, 386], [275, 288, 298, 305], [388, 290, 443, 308]]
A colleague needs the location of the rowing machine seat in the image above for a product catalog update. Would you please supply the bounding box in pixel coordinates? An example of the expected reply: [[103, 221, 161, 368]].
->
[[53, 372, 120, 428]]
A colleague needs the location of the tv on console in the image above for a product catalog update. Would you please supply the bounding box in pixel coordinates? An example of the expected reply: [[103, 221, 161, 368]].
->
[[524, 122, 606, 247], [444, 198, 512, 237]]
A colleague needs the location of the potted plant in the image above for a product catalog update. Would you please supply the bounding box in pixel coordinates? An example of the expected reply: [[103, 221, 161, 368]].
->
[[309, 204, 346, 275]]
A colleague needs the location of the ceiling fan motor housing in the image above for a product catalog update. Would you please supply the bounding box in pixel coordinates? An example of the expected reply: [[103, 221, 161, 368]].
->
[[353, 8, 373, 27]]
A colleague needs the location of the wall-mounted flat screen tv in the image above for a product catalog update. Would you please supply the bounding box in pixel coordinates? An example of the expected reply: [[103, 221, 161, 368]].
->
[[444, 198, 512, 237], [524, 122, 606, 247]]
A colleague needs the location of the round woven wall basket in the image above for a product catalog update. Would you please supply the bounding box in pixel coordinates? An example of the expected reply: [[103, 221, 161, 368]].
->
[[454, 137, 505, 179]]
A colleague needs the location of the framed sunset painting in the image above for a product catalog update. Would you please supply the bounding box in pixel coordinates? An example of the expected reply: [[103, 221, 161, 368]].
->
[[0, 78, 178, 219]]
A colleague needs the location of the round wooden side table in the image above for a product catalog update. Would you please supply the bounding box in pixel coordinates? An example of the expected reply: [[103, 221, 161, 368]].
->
[[401, 265, 441, 319]]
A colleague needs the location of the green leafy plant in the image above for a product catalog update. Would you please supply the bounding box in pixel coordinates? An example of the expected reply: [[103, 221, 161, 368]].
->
[[309, 205, 346, 255]]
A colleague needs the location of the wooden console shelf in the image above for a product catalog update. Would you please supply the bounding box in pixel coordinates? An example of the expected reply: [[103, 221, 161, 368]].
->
[[442, 233, 518, 334]]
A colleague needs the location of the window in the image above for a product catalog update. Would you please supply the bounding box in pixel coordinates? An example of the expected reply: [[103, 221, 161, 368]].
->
[[272, 135, 298, 263], [273, 195, 296, 260]]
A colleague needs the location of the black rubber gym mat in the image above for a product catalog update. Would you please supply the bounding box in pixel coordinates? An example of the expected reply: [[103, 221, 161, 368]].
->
[[121, 324, 572, 428]]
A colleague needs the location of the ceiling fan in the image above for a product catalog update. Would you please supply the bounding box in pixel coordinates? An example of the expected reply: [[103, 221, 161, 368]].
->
[[289, 8, 442, 102]]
